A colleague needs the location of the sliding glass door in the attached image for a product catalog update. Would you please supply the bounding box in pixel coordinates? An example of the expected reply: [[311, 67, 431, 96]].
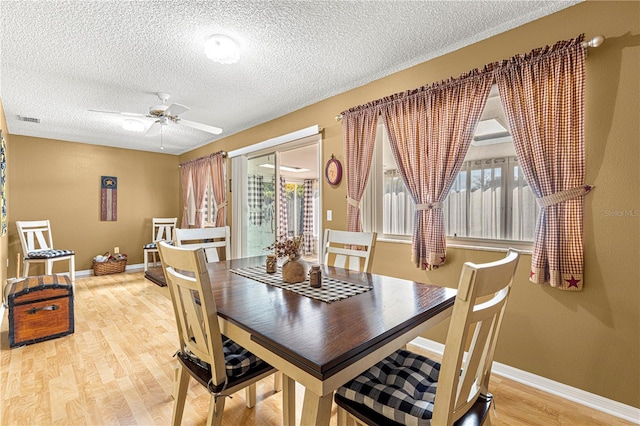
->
[[231, 134, 321, 261]]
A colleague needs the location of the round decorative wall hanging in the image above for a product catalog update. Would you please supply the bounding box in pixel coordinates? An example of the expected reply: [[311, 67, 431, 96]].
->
[[325, 155, 343, 185]]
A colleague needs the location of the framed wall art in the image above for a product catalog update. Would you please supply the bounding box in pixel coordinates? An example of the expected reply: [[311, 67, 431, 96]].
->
[[101, 175, 117, 221]]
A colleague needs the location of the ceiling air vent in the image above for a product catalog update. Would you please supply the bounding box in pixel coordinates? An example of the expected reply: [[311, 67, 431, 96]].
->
[[16, 115, 40, 123]]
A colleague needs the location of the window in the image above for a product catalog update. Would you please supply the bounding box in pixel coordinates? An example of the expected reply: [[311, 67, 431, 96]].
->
[[362, 86, 538, 246], [202, 183, 219, 226], [444, 156, 539, 241]]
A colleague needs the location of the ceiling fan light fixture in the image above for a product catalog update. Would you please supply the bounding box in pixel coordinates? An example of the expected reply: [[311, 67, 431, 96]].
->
[[122, 119, 144, 132], [205, 34, 240, 64], [149, 104, 168, 116]]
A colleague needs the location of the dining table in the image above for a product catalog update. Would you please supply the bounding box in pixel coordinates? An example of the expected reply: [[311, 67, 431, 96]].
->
[[202, 256, 457, 426]]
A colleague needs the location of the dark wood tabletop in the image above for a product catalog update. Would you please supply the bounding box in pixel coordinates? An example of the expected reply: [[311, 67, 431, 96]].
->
[[205, 256, 457, 382]]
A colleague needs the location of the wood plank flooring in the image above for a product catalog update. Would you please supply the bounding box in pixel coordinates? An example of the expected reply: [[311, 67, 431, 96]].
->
[[0, 271, 633, 425]]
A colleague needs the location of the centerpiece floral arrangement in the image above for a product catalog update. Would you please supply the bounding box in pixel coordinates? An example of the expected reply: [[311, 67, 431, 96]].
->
[[267, 235, 303, 260]]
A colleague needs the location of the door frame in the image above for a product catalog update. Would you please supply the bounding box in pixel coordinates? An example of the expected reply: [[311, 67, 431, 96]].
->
[[229, 127, 322, 259]]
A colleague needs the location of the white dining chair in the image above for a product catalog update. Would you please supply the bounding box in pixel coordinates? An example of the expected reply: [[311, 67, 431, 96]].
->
[[174, 226, 230, 262], [157, 241, 276, 426], [143, 217, 177, 271], [335, 250, 520, 426], [322, 229, 376, 272], [16, 220, 75, 283]]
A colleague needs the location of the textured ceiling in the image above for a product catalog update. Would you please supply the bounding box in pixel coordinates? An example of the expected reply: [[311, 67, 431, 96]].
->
[[0, 1, 579, 155]]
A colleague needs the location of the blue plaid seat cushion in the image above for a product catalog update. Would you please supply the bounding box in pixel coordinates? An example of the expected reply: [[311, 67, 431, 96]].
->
[[143, 240, 174, 250], [27, 249, 74, 259], [184, 335, 266, 378], [336, 349, 441, 425], [222, 336, 265, 377]]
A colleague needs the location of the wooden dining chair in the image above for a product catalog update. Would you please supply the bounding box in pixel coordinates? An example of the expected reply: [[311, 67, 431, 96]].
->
[[174, 226, 230, 262], [15, 220, 75, 283], [334, 249, 520, 426], [143, 217, 177, 271], [157, 241, 276, 426], [322, 229, 376, 272]]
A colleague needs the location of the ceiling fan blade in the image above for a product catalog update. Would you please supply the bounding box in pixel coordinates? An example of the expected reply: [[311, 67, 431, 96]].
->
[[164, 103, 189, 117], [179, 119, 223, 135], [145, 120, 162, 137], [88, 109, 146, 117]]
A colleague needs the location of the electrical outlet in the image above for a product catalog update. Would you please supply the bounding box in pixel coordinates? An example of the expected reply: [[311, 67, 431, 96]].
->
[[327, 210, 333, 221], [114, 247, 120, 254]]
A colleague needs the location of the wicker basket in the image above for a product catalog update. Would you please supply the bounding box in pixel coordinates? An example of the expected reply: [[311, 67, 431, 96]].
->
[[93, 257, 127, 276]]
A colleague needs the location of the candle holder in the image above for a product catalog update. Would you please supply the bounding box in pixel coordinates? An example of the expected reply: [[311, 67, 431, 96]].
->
[[266, 254, 277, 274], [309, 264, 322, 288]]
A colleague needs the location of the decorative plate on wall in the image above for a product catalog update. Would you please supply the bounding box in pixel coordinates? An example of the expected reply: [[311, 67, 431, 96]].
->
[[325, 155, 343, 185]]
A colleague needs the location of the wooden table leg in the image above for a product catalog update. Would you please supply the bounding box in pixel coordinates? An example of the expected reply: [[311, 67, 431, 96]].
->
[[300, 388, 333, 426], [282, 374, 296, 426]]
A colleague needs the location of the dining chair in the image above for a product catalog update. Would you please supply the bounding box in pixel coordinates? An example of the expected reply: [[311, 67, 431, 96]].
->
[[334, 249, 520, 426], [143, 217, 177, 272], [174, 226, 230, 263], [322, 229, 376, 272], [15, 220, 75, 283], [175, 225, 287, 395], [157, 241, 276, 426]]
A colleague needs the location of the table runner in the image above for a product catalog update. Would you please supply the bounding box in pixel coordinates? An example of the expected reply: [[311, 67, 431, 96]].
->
[[230, 265, 372, 303]]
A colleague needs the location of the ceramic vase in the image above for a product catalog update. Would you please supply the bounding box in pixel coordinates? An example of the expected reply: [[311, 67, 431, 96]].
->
[[281, 254, 308, 283]]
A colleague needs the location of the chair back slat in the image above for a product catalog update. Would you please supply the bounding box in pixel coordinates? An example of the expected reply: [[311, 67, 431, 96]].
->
[[174, 226, 230, 262], [322, 229, 376, 272], [157, 242, 227, 386], [152, 218, 177, 242], [432, 249, 519, 425]]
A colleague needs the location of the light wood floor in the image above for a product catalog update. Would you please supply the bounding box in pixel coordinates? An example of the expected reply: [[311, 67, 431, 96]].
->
[[0, 271, 633, 425]]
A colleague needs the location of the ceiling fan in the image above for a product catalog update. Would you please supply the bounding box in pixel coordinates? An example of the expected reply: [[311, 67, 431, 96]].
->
[[90, 92, 222, 137]]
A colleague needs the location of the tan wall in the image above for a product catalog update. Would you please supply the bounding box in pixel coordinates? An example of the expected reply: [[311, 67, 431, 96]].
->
[[7, 136, 180, 274], [180, 2, 640, 407], [0, 98, 9, 289]]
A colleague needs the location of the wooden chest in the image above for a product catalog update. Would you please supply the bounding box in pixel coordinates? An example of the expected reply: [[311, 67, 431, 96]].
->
[[8, 274, 74, 348]]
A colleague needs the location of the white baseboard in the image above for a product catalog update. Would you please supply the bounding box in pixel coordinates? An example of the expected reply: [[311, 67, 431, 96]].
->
[[411, 337, 640, 424]]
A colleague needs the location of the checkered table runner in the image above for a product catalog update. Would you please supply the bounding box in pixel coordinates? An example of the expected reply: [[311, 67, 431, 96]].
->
[[230, 265, 372, 303]]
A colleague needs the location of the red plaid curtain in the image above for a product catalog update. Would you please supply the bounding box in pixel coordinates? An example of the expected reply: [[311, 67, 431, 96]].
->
[[191, 159, 209, 228], [278, 175, 288, 238], [208, 153, 227, 227], [302, 179, 315, 254], [496, 35, 591, 290], [381, 71, 494, 269], [180, 162, 193, 228], [342, 108, 378, 232], [341, 35, 590, 282]]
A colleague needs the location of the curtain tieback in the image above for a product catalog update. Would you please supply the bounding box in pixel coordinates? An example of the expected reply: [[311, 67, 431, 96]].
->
[[536, 185, 593, 208], [217, 202, 228, 208], [347, 197, 361, 208], [416, 202, 443, 210]]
